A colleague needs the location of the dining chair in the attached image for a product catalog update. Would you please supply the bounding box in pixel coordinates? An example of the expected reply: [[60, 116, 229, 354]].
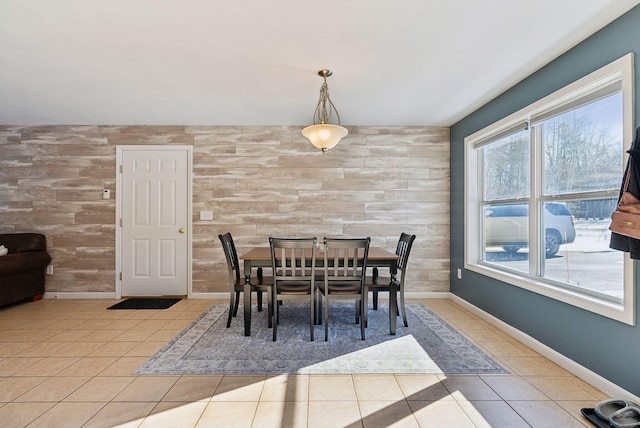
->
[[367, 233, 416, 328], [218, 232, 273, 328], [318, 237, 370, 341], [269, 237, 318, 341]]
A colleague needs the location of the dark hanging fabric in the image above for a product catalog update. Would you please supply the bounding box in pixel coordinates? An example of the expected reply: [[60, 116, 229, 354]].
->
[[610, 126, 640, 259]]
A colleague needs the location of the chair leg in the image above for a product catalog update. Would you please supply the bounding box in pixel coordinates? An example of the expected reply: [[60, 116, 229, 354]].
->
[[372, 268, 379, 310], [360, 298, 366, 340], [267, 288, 273, 328], [232, 291, 241, 316], [363, 287, 368, 331], [226, 292, 236, 328], [314, 289, 323, 325], [310, 294, 315, 341], [400, 288, 408, 327], [272, 296, 278, 341], [324, 293, 329, 341]]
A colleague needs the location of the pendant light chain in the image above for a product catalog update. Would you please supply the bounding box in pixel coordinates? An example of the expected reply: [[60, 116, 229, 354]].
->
[[313, 74, 342, 126]]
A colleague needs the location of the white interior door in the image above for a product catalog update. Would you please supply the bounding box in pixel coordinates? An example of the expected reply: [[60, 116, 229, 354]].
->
[[119, 147, 190, 297]]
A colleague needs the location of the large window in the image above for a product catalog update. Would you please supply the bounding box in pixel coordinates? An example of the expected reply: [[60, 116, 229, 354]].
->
[[465, 54, 635, 324]]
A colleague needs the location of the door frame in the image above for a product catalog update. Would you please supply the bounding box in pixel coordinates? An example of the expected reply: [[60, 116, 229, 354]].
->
[[115, 145, 193, 299]]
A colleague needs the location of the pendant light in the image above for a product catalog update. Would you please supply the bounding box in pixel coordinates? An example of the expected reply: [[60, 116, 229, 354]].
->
[[302, 69, 348, 152]]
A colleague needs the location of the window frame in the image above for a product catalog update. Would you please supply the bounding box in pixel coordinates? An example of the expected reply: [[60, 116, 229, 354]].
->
[[464, 53, 635, 325]]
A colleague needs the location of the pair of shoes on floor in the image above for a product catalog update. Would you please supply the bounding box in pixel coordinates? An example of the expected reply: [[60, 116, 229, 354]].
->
[[594, 399, 640, 428]]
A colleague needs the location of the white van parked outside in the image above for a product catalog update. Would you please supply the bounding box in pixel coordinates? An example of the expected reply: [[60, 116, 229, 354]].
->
[[484, 202, 576, 257]]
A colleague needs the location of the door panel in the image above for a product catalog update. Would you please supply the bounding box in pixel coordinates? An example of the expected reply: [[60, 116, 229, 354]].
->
[[121, 148, 189, 297], [133, 239, 151, 277]]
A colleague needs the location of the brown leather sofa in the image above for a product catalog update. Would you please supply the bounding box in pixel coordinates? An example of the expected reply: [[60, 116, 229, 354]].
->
[[0, 233, 51, 307]]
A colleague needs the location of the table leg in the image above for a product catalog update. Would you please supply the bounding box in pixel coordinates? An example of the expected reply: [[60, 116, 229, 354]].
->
[[388, 260, 398, 335], [244, 274, 251, 336]]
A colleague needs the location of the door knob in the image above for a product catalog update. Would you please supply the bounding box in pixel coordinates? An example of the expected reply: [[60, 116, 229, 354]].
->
[[179, 228, 185, 234]]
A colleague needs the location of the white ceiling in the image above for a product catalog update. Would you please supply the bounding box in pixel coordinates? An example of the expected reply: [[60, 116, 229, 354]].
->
[[1, 0, 639, 127]]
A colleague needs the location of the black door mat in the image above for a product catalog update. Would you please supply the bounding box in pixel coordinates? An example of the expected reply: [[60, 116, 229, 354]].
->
[[107, 298, 182, 310]]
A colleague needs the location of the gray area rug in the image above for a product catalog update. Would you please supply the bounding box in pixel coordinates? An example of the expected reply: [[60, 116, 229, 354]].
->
[[135, 303, 508, 375]]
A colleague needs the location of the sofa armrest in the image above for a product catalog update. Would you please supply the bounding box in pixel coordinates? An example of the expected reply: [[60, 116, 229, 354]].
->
[[0, 252, 52, 276], [0, 233, 48, 253]]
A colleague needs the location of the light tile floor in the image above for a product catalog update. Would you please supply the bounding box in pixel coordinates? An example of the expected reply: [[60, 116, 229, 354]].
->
[[0, 298, 606, 427]]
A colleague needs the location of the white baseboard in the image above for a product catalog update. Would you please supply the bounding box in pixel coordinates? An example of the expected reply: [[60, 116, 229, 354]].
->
[[47, 290, 425, 301], [450, 293, 640, 403], [44, 292, 226, 300], [189, 292, 227, 300], [406, 292, 450, 299], [43, 292, 117, 299]]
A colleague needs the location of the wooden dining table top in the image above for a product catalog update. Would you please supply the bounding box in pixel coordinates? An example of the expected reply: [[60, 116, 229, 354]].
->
[[240, 246, 400, 262]]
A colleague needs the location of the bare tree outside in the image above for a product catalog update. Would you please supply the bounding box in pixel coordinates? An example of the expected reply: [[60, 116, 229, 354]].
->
[[483, 130, 529, 201], [543, 109, 622, 196]]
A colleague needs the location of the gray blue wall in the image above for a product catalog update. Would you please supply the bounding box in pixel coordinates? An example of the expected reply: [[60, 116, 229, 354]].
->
[[450, 5, 640, 396]]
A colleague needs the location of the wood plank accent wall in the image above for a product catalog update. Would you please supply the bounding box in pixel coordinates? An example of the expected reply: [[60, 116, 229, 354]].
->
[[0, 125, 450, 295]]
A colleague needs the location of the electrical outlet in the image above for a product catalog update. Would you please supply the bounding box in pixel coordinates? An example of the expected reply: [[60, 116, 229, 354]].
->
[[457, 268, 462, 279], [46, 265, 54, 275], [200, 211, 213, 220]]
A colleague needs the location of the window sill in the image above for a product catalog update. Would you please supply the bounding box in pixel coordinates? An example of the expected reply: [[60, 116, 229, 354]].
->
[[465, 261, 635, 325]]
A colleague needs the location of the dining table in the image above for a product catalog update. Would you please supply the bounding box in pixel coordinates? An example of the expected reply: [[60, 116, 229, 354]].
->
[[239, 246, 400, 337]]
